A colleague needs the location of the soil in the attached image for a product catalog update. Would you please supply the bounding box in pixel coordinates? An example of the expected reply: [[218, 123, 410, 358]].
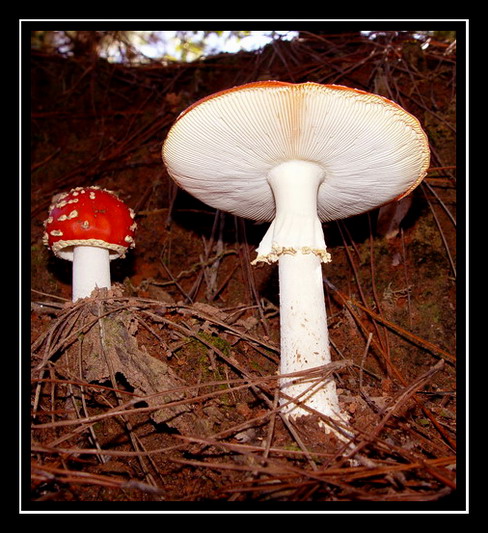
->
[[27, 31, 461, 511]]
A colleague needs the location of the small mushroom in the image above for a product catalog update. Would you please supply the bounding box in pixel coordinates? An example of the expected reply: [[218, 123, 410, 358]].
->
[[162, 81, 430, 429], [43, 186, 137, 301]]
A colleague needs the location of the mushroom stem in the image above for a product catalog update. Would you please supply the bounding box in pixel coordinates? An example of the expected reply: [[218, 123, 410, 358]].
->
[[257, 160, 341, 423], [254, 161, 331, 262], [278, 251, 340, 419], [72, 246, 111, 302]]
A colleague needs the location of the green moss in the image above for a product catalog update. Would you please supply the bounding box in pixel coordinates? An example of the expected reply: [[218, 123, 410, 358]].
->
[[193, 331, 235, 404], [198, 330, 232, 355], [31, 244, 45, 266], [418, 299, 442, 324], [283, 443, 301, 452]]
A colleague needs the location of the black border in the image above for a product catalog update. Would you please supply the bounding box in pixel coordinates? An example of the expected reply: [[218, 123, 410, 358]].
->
[[20, 18, 469, 516]]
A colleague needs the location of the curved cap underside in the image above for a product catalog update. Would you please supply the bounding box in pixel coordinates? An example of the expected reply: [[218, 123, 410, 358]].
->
[[163, 82, 430, 223]]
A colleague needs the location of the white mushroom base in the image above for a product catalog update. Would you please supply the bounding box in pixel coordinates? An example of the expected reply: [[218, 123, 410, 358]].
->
[[72, 246, 111, 301], [277, 251, 342, 427]]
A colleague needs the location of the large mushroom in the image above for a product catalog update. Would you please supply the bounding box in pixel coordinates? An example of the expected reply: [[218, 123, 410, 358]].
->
[[43, 186, 137, 302], [162, 81, 430, 430]]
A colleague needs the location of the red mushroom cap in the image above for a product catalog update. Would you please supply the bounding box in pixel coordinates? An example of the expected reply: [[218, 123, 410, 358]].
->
[[43, 186, 137, 261]]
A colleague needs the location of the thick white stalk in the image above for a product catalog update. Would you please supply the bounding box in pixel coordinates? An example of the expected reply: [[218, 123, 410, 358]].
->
[[72, 246, 111, 301], [278, 252, 340, 418], [259, 160, 341, 422], [255, 160, 331, 263]]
